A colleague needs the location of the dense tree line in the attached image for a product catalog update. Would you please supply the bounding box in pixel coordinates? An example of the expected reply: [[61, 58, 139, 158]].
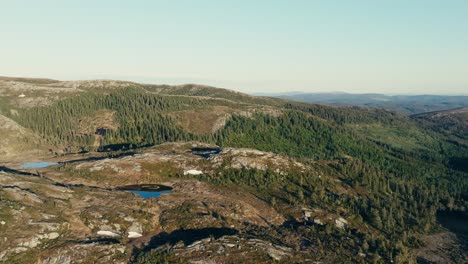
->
[[283, 102, 407, 125], [10, 89, 213, 149]]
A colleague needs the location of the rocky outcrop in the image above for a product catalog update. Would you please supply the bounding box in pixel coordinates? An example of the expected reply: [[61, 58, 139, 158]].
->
[[168, 235, 292, 262], [184, 169, 203, 175], [0, 172, 158, 262], [211, 147, 308, 174]]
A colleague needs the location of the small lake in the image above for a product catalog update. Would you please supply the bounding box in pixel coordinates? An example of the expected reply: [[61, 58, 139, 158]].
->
[[21, 162, 59, 169], [191, 147, 222, 159], [128, 190, 171, 198], [117, 184, 172, 199], [437, 211, 468, 238]]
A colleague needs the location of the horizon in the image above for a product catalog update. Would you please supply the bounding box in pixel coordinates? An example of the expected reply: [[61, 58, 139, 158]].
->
[[1, 1, 468, 94], [3, 74, 468, 97]]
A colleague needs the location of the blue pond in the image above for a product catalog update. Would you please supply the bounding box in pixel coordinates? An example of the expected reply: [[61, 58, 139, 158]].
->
[[117, 184, 172, 199], [21, 162, 59, 169], [128, 190, 172, 199]]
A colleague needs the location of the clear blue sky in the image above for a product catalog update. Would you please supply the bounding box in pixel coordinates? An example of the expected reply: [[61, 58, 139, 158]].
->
[[1, 0, 467, 94]]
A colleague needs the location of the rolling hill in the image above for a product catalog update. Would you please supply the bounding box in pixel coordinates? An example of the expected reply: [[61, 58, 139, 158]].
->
[[263, 92, 468, 114], [0, 77, 467, 263]]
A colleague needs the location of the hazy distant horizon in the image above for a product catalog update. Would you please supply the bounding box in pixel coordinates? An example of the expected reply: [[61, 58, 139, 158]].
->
[[2, 1, 468, 95], [3, 73, 468, 97]]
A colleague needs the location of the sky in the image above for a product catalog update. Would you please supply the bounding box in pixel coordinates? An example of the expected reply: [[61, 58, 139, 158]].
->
[[1, 0, 467, 95]]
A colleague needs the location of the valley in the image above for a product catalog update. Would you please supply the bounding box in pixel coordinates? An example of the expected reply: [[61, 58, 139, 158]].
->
[[0, 77, 467, 263]]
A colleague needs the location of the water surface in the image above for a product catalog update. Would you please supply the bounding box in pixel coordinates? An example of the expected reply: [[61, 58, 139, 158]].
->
[[21, 162, 59, 169], [437, 211, 468, 237], [128, 190, 172, 198], [191, 147, 222, 159], [117, 184, 172, 199]]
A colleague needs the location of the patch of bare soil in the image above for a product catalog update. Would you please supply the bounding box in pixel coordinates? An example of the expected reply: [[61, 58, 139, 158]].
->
[[170, 106, 233, 134], [0, 114, 49, 161], [77, 110, 119, 135], [414, 232, 467, 264], [76, 110, 119, 148]]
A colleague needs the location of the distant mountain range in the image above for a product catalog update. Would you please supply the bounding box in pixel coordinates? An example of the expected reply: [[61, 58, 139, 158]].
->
[[257, 92, 468, 114]]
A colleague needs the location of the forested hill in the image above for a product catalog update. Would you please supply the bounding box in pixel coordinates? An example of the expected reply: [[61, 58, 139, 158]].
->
[[1, 77, 467, 262], [413, 107, 468, 145]]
